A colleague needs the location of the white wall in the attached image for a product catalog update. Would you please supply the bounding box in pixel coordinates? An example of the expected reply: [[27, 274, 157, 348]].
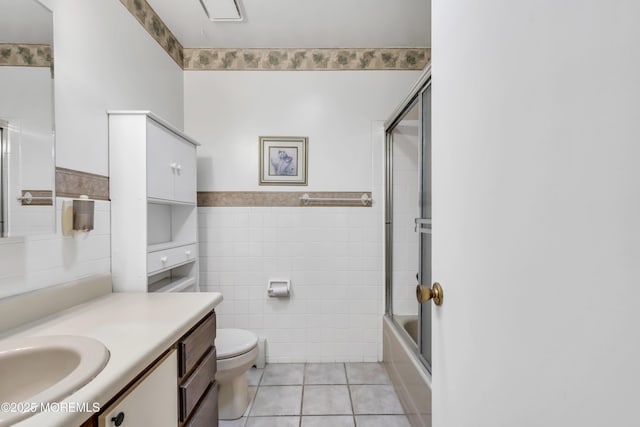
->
[[47, 0, 184, 176], [0, 0, 184, 299], [185, 71, 419, 361], [432, 1, 640, 425], [199, 205, 384, 362], [186, 71, 418, 191]]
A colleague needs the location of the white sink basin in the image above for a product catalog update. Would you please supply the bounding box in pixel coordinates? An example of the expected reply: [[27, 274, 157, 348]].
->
[[0, 335, 109, 426]]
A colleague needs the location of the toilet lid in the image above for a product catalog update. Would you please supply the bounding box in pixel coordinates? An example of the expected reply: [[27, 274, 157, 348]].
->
[[216, 329, 258, 359]]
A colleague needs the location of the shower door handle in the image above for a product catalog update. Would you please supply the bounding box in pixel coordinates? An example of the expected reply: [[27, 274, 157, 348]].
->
[[414, 218, 432, 233], [417, 282, 443, 306]]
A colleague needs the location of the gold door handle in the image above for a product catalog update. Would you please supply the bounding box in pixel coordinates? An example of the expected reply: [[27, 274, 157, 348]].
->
[[416, 282, 444, 306]]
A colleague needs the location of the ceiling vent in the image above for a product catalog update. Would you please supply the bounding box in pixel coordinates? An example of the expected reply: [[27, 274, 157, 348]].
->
[[199, 0, 243, 22]]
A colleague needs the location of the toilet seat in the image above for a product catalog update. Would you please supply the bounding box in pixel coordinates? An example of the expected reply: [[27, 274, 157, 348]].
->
[[216, 328, 258, 359]]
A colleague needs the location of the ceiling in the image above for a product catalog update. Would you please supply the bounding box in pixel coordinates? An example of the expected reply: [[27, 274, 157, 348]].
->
[[146, 0, 430, 48]]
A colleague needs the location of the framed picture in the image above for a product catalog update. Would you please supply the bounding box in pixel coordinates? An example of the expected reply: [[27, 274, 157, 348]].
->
[[259, 136, 308, 185]]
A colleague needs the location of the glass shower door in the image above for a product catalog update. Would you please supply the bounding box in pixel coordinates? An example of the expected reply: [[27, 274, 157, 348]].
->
[[389, 99, 420, 338], [385, 73, 433, 372]]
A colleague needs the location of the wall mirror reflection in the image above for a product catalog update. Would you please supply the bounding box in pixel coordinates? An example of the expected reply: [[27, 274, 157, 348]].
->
[[0, 0, 55, 237]]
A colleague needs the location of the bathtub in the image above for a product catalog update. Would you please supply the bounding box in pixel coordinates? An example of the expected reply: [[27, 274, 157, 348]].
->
[[396, 314, 419, 344], [383, 315, 432, 427]]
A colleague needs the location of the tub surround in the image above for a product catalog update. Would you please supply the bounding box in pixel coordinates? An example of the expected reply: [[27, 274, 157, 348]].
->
[[0, 280, 222, 426], [383, 316, 431, 427]]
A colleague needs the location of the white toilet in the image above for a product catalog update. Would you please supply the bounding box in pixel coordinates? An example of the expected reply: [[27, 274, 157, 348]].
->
[[215, 328, 259, 419]]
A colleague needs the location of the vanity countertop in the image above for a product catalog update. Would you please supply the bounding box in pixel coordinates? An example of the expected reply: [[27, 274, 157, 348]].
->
[[4, 291, 223, 427]]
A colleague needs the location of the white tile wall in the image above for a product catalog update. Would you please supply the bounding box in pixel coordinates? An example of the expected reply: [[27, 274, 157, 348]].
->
[[199, 205, 384, 363], [0, 198, 111, 299]]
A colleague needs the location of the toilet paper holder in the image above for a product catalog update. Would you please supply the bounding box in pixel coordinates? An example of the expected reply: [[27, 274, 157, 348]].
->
[[267, 280, 291, 298]]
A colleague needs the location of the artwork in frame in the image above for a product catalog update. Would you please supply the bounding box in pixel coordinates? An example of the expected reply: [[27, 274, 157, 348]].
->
[[259, 136, 308, 185]]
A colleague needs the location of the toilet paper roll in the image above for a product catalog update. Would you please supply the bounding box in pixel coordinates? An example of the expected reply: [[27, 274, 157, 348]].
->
[[267, 280, 290, 297]]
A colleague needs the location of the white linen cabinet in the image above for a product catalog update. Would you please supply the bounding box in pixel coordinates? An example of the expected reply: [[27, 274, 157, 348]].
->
[[109, 111, 200, 293]]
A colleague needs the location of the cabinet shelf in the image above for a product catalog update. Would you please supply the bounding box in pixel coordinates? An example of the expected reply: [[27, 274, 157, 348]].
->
[[148, 276, 196, 293], [148, 241, 197, 253], [147, 197, 196, 207], [147, 258, 196, 276]]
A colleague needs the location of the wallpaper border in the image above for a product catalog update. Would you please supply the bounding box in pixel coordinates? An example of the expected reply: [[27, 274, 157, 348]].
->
[[0, 44, 52, 67], [197, 191, 373, 207], [184, 48, 430, 71], [55, 167, 110, 201]]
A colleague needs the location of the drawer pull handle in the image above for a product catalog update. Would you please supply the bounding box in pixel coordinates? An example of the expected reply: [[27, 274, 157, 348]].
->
[[111, 412, 125, 426], [170, 162, 177, 171], [176, 164, 182, 173], [160, 256, 168, 263], [185, 250, 191, 257]]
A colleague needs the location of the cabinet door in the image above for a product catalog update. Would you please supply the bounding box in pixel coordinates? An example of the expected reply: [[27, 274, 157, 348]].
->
[[147, 120, 176, 201], [98, 350, 177, 427], [172, 139, 197, 204]]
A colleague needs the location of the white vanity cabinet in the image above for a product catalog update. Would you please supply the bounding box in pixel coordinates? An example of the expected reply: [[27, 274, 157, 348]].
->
[[109, 111, 200, 293], [98, 350, 177, 427]]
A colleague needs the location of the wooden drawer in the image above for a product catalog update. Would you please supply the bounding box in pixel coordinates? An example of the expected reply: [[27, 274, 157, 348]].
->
[[147, 243, 197, 275], [180, 347, 216, 421], [179, 312, 216, 378], [185, 382, 218, 427]]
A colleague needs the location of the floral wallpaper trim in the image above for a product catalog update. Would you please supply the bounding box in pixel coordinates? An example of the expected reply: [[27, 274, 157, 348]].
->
[[197, 191, 372, 207], [119, 0, 183, 67], [56, 167, 110, 201], [0, 44, 52, 67], [184, 48, 430, 71]]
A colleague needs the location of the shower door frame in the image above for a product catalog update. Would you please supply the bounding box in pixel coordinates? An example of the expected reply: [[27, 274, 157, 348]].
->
[[0, 120, 9, 237], [384, 65, 432, 372]]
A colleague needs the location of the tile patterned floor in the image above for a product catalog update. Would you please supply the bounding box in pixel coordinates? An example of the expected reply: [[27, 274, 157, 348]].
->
[[219, 363, 410, 427]]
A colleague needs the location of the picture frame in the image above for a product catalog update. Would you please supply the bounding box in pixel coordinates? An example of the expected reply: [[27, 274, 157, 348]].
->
[[259, 136, 308, 185]]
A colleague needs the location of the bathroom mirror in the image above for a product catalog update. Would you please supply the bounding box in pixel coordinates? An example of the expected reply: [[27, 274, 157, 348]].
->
[[0, 0, 55, 237]]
